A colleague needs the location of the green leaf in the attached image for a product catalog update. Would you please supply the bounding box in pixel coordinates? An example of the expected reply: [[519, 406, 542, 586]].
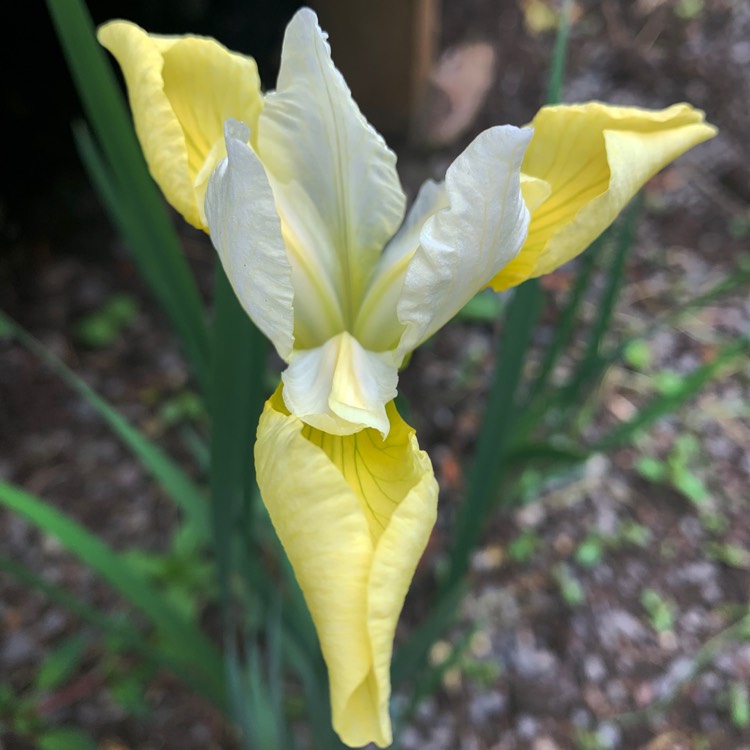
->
[[730, 681, 750, 728], [654, 370, 684, 396], [445, 279, 543, 591], [546, 0, 575, 105], [634, 456, 668, 482], [46, 0, 211, 392], [0, 311, 210, 538], [595, 339, 748, 452], [640, 588, 675, 633], [526, 233, 602, 404], [0, 481, 225, 709], [508, 530, 541, 563], [457, 290, 505, 321], [109, 670, 152, 717], [0, 556, 161, 668], [575, 535, 604, 568], [38, 728, 97, 750], [562, 196, 640, 409], [34, 634, 88, 692], [74, 294, 138, 348], [624, 340, 653, 371], [675, 0, 704, 19], [553, 564, 586, 607]]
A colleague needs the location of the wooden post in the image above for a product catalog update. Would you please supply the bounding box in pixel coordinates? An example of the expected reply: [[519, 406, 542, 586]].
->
[[310, 0, 439, 141]]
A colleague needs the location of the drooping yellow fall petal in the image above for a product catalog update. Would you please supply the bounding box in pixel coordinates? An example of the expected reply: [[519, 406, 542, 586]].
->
[[489, 102, 717, 291], [98, 20, 263, 229], [255, 388, 438, 748]]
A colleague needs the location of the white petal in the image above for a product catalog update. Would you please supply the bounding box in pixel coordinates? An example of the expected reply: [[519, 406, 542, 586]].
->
[[282, 332, 399, 437], [257, 8, 406, 312], [205, 120, 295, 360], [355, 180, 448, 352], [396, 126, 532, 355]]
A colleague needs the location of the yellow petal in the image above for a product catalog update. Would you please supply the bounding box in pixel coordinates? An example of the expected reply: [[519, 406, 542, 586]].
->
[[255, 388, 438, 748], [488, 102, 717, 291], [98, 20, 263, 229]]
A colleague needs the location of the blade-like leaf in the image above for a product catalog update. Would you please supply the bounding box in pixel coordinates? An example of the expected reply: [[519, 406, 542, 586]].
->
[[526, 234, 603, 404], [546, 0, 575, 105], [0, 311, 209, 537], [443, 279, 543, 592], [593, 338, 748, 452], [0, 556, 172, 669], [0, 481, 225, 709], [46, 0, 211, 391]]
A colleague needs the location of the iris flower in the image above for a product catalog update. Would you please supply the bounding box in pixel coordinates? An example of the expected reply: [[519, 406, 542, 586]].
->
[[99, 8, 715, 747]]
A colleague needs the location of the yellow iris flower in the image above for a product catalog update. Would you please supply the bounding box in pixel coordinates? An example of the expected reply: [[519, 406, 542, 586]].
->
[[99, 7, 715, 747]]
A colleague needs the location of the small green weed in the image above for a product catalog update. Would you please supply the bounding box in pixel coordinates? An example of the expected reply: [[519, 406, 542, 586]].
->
[[729, 680, 750, 729], [74, 293, 138, 348], [553, 563, 586, 607], [640, 588, 675, 633], [508, 530, 541, 563]]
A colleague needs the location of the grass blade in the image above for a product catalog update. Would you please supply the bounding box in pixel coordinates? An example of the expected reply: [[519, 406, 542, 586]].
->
[[0, 481, 225, 708], [443, 280, 543, 592], [526, 234, 603, 403], [209, 265, 268, 612], [73, 124, 191, 342], [0, 311, 210, 538], [46, 0, 211, 391], [0, 556, 193, 679], [209, 264, 273, 737], [546, 0, 575, 105], [572, 196, 640, 397], [593, 338, 748, 452]]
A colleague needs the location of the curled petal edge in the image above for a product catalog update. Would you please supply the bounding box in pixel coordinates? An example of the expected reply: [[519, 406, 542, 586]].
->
[[489, 102, 717, 291]]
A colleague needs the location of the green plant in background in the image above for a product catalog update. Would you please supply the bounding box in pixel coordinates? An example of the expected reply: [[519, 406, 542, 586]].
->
[[636, 433, 711, 506], [74, 293, 139, 348], [640, 588, 676, 634], [729, 680, 750, 730], [0, 0, 746, 748]]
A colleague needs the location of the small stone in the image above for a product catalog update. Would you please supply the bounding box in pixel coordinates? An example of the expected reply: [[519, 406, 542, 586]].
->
[[583, 654, 607, 683], [606, 679, 628, 706], [1, 631, 35, 667], [515, 501, 545, 528], [468, 690, 505, 725], [658, 630, 678, 651], [571, 707, 591, 728], [678, 515, 703, 540], [399, 727, 422, 749], [596, 721, 622, 748], [516, 715, 539, 739], [513, 633, 558, 678], [415, 696, 437, 722], [470, 630, 493, 658], [597, 608, 648, 650], [532, 737, 561, 750]]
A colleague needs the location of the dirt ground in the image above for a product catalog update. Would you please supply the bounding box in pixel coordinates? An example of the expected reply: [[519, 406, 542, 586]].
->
[[1, 1, 749, 749]]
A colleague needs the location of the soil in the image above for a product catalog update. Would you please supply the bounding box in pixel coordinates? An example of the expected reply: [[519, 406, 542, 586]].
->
[[1, 1, 749, 749]]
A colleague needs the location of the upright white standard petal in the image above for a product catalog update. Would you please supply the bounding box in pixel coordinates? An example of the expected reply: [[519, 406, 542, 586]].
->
[[396, 125, 533, 355], [205, 120, 295, 360], [257, 8, 406, 322]]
